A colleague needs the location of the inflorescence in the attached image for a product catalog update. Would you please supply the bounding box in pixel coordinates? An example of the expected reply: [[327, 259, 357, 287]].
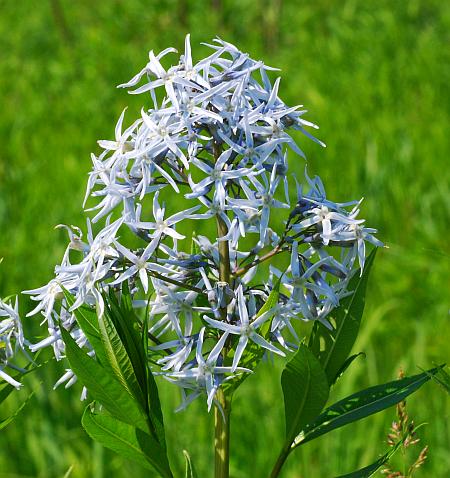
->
[[1, 36, 383, 410]]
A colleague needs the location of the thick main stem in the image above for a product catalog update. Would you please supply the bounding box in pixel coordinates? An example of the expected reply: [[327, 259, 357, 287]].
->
[[269, 442, 291, 478], [216, 214, 231, 290], [214, 388, 231, 478], [214, 210, 232, 478], [213, 139, 232, 478]]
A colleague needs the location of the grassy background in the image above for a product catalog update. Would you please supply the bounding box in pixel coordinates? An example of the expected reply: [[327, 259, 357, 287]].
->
[[0, 0, 449, 476]]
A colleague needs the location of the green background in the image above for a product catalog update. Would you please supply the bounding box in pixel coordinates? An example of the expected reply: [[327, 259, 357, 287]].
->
[[0, 0, 449, 476]]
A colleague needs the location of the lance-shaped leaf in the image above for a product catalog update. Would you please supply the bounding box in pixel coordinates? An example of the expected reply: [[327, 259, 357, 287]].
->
[[82, 407, 172, 478], [335, 437, 405, 478], [105, 288, 166, 450], [282, 344, 329, 444], [309, 249, 376, 385], [98, 307, 147, 413], [293, 366, 441, 448], [330, 352, 366, 386], [60, 327, 149, 432], [63, 289, 108, 366]]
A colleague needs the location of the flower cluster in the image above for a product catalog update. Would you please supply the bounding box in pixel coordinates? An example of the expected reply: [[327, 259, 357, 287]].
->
[[0, 298, 28, 389], [3, 36, 382, 409]]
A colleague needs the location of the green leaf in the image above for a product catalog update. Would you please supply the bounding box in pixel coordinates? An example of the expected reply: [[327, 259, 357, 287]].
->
[[258, 276, 282, 337], [60, 327, 149, 433], [257, 276, 281, 318], [62, 289, 108, 366], [105, 289, 166, 450], [422, 365, 450, 395], [82, 407, 172, 478], [62, 465, 74, 478], [309, 249, 376, 385], [0, 391, 35, 430], [183, 450, 198, 478], [293, 366, 441, 448], [330, 352, 366, 386], [282, 344, 329, 444], [105, 291, 148, 400], [98, 307, 147, 412], [335, 437, 405, 478]]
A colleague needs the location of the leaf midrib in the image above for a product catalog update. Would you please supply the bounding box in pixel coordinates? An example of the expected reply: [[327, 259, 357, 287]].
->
[[300, 375, 428, 444]]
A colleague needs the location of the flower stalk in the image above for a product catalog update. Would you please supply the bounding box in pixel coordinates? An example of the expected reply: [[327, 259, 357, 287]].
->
[[214, 387, 231, 478]]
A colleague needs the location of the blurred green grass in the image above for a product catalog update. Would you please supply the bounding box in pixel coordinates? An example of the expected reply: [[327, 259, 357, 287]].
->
[[0, 0, 449, 476]]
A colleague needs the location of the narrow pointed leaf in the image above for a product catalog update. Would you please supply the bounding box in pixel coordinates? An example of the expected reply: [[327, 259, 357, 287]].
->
[[98, 309, 147, 411], [293, 366, 441, 447], [282, 344, 329, 444], [60, 327, 149, 432], [330, 352, 366, 386], [105, 289, 166, 450], [105, 291, 148, 399], [82, 407, 172, 478], [63, 289, 107, 365], [335, 437, 405, 478], [309, 249, 376, 385]]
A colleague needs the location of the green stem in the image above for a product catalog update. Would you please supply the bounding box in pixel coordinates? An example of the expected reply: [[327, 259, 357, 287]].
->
[[216, 214, 231, 288], [214, 388, 231, 478], [213, 138, 232, 478], [232, 244, 285, 278], [269, 441, 291, 478]]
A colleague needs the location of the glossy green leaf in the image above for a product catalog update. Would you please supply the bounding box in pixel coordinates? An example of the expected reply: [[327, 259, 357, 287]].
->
[[105, 289, 166, 450], [62, 289, 108, 366], [98, 307, 146, 411], [309, 249, 376, 385], [330, 352, 366, 386], [105, 291, 148, 400], [282, 344, 329, 443], [335, 437, 404, 477], [60, 327, 149, 433], [82, 407, 172, 478], [183, 450, 198, 478], [293, 366, 441, 447]]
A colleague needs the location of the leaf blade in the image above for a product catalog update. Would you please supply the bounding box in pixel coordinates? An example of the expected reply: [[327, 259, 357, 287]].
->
[[309, 249, 376, 385], [282, 344, 329, 443], [60, 327, 149, 432], [335, 438, 404, 478], [82, 407, 172, 478], [294, 366, 441, 447]]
